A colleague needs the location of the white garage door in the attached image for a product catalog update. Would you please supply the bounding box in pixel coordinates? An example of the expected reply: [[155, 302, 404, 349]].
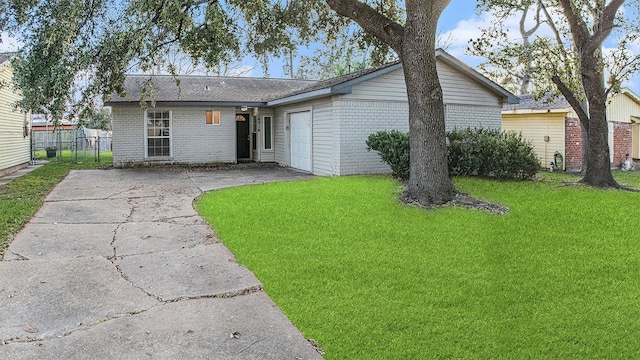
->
[[290, 111, 312, 172]]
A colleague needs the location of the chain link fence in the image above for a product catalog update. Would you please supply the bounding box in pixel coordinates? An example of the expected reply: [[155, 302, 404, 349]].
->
[[32, 128, 112, 163]]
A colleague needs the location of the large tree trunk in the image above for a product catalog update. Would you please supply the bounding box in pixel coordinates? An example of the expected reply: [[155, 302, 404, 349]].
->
[[581, 55, 617, 186], [556, 0, 622, 188], [401, 1, 456, 205], [326, 0, 455, 206]]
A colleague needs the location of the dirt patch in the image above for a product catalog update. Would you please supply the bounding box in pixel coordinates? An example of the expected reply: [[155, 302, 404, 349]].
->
[[401, 192, 509, 215]]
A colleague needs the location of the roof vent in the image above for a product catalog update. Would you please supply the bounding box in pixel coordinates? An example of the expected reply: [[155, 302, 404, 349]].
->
[[204, 85, 211, 91]]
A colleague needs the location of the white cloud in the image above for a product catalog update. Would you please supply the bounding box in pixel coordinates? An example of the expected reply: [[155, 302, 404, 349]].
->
[[0, 32, 22, 52]]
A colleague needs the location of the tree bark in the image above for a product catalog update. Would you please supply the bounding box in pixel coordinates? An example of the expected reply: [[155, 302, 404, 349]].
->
[[326, 0, 456, 206], [556, 0, 622, 187], [402, 0, 456, 205]]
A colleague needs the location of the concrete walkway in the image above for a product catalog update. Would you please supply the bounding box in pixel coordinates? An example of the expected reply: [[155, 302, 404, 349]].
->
[[0, 166, 321, 359]]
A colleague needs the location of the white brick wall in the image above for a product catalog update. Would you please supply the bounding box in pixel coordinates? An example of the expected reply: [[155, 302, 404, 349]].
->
[[112, 105, 236, 167], [336, 100, 409, 175], [445, 104, 502, 131]]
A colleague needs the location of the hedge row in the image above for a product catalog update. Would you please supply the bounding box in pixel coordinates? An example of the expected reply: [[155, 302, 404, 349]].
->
[[366, 128, 540, 180]]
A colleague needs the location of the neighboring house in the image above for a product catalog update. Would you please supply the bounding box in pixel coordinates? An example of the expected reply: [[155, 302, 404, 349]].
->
[[0, 53, 31, 177], [502, 89, 640, 171], [31, 114, 77, 131], [105, 50, 518, 175]]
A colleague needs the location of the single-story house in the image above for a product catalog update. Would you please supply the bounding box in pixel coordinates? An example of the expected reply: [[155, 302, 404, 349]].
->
[[106, 49, 518, 175], [502, 89, 640, 171], [0, 53, 31, 177]]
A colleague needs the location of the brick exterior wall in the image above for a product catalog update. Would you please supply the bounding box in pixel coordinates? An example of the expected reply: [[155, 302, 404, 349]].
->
[[445, 104, 502, 131], [333, 101, 502, 176], [564, 118, 632, 171], [112, 105, 236, 167], [612, 122, 632, 166], [564, 118, 583, 172], [335, 100, 409, 175]]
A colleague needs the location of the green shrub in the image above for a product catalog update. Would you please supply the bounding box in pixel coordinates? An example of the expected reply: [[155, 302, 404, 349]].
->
[[366, 128, 540, 181], [448, 128, 540, 179], [366, 130, 410, 179]]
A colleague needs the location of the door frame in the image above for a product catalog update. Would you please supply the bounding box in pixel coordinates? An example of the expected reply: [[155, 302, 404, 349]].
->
[[235, 112, 251, 161], [286, 108, 313, 173]]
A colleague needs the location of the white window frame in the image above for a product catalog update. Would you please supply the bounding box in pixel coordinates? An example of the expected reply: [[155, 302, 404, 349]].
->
[[263, 115, 273, 151], [206, 110, 221, 125], [144, 110, 172, 158]]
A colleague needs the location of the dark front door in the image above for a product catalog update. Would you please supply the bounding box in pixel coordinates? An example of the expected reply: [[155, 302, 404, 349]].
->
[[236, 114, 250, 159]]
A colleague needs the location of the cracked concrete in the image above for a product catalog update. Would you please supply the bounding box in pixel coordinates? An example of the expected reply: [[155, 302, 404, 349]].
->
[[0, 166, 319, 359]]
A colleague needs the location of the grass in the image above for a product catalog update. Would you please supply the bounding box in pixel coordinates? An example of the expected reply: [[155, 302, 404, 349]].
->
[[196, 171, 640, 359], [0, 151, 112, 254]]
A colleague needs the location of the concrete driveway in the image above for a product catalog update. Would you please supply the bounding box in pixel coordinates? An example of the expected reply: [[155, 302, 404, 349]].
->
[[0, 166, 321, 359]]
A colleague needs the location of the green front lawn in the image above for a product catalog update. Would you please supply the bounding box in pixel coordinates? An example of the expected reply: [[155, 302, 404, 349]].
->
[[196, 172, 640, 359], [0, 153, 112, 254]]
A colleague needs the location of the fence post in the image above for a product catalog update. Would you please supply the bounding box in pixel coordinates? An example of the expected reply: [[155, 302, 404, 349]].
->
[[97, 135, 101, 162]]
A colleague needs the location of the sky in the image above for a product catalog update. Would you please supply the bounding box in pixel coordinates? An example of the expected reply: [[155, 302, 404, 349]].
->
[[1, 0, 638, 94], [258, 0, 639, 94]]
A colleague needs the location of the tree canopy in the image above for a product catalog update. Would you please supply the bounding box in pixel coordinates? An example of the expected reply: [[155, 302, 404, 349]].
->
[[472, 0, 639, 187], [3, 0, 459, 206]]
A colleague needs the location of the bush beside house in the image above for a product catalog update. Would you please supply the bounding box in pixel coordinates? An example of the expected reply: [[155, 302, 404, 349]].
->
[[367, 128, 540, 180]]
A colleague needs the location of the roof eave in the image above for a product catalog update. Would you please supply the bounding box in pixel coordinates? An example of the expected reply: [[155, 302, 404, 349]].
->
[[268, 62, 403, 105], [104, 100, 266, 107], [267, 88, 339, 106]]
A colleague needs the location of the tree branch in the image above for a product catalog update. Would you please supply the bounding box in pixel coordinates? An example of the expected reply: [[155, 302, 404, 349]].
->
[[551, 74, 589, 132], [324, 0, 405, 52]]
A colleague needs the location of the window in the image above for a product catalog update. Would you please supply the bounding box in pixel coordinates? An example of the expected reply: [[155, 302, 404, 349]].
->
[[146, 110, 171, 157], [263, 116, 272, 150], [206, 110, 220, 125]]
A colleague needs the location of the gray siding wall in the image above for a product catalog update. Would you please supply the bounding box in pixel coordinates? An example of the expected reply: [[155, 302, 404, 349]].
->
[[343, 62, 504, 107], [112, 105, 236, 166], [0, 65, 30, 175], [438, 62, 502, 106], [274, 97, 336, 176], [342, 69, 407, 101]]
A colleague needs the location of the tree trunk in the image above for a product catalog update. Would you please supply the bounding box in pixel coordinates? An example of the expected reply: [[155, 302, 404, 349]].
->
[[580, 120, 588, 174], [401, 1, 456, 205], [581, 63, 617, 187], [325, 0, 455, 206]]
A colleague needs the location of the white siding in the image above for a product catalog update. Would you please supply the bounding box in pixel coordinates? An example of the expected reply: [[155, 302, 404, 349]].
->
[[112, 105, 236, 167], [0, 64, 30, 175]]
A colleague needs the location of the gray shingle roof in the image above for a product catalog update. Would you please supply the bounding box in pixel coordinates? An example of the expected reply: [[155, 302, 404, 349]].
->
[[106, 75, 317, 104], [0, 53, 15, 66], [267, 61, 402, 101], [502, 93, 570, 111], [107, 49, 518, 107]]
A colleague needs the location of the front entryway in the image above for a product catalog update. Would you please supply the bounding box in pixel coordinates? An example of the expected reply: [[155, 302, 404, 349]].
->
[[236, 114, 250, 160], [289, 111, 312, 172]]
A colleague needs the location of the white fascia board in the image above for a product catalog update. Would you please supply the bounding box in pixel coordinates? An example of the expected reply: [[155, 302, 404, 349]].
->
[[267, 88, 335, 106]]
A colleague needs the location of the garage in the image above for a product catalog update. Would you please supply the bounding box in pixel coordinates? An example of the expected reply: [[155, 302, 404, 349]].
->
[[289, 111, 312, 172]]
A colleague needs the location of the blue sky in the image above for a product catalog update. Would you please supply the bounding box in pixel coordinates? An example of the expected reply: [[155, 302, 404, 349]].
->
[[259, 0, 639, 94]]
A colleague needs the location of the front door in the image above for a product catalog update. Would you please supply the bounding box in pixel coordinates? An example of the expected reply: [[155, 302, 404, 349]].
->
[[236, 114, 250, 159]]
